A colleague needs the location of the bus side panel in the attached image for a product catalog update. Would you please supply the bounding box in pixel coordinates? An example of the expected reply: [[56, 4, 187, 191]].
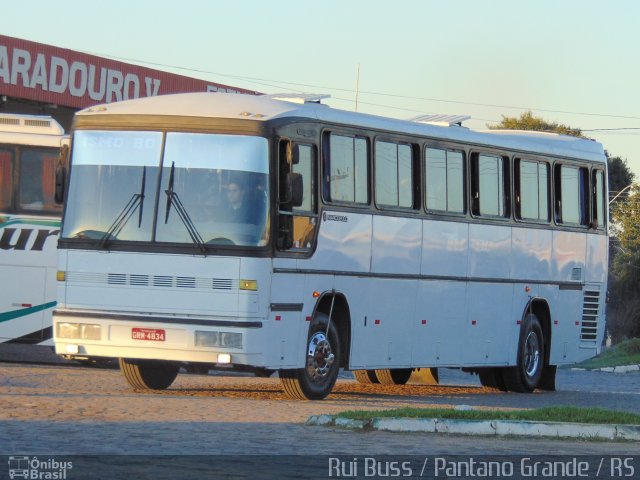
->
[[585, 233, 607, 284], [371, 215, 422, 275], [465, 283, 513, 366], [302, 211, 372, 273], [0, 216, 60, 343], [550, 230, 587, 364], [418, 219, 469, 366], [0, 265, 47, 340], [585, 232, 608, 352], [413, 280, 467, 366], [269, 262, 306, 368], [337, 274, 367, 369], [467, 224, 511, 279], [421, 220, 468, 278], [511, 227, 553, 281], [347, 277, 415, 368], [552, 230, 587, 283]]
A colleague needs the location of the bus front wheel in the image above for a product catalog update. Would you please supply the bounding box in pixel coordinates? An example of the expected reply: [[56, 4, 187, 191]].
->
[[503, 313, 544, 393], [119, 358, 179, 390], [279, 313, 341, 400]]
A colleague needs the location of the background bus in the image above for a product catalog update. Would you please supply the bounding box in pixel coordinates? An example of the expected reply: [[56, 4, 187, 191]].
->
[[0, 113, 67, 345], [53, 93, 607, 399]]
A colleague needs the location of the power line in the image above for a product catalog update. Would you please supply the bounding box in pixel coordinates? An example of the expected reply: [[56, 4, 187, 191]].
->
[[583, 128, 640, 132], [85, 50, 640, 123]]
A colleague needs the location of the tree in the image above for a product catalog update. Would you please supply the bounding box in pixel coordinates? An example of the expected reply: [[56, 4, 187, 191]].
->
[[608, 188, 640, 341], [607, 154, 635, 200], [489, 111, 583, 137]]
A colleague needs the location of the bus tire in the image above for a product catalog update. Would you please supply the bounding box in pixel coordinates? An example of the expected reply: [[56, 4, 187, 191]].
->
[[374, 368, 412, 385], [411, 367, 440, 385], [279, 313, 340, 400], [353, 370, 379, 384], [119, 358, 179, 390], [503, 313, 544, 393], [478, 368, 508, 391]]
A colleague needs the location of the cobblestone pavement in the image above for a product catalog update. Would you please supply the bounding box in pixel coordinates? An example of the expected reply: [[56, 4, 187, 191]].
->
[[0, 362, 638, 458]]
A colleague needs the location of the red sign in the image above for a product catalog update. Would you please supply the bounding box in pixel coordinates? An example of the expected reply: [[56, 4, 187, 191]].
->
[[0, 35, 259, 109], [132, 328, 166, 342]]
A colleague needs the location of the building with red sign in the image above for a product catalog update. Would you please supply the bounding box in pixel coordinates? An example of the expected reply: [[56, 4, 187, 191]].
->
[[0, 35, 259, 131]]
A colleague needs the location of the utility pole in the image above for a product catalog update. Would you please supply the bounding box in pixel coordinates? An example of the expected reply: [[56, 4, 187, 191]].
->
[[355, 63, 360, 112]]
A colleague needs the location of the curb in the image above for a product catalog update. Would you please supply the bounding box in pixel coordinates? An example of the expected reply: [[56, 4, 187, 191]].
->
[[305, 415, 640, 441], [570, 364, 640, 374]]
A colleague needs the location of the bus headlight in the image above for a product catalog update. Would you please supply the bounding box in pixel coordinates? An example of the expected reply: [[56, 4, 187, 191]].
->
[[56, 322, 101, 340], [195, 331, 242, 349]]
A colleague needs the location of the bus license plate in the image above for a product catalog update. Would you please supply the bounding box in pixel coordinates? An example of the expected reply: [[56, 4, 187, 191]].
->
[[132, 328, 165, 342]]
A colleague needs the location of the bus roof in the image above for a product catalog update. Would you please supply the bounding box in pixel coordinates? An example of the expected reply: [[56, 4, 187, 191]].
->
[[76, 92, 606, 164], [0, 113, 67, 148]]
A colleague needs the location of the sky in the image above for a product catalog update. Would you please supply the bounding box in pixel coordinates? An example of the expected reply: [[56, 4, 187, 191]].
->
[[4, 0, 640, 184]]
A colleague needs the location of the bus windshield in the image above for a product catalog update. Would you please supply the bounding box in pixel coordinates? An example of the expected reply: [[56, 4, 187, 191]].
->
[[62, 131, 270, 248]]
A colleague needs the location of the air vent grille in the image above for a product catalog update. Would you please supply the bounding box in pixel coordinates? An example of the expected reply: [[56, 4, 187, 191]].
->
[[67, 272, 238, 291], [580, 289, 601, 345], [0, 117, 20, 126], [24, 119, 52, 128]]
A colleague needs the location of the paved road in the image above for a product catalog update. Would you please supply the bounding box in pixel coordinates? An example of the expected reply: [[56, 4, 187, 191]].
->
[[0, 362, 638, 455], [0, 347, 638, 478]]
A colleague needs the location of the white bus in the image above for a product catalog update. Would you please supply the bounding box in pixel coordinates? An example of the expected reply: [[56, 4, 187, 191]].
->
[[53, 93, 607, 399], [1, 113, 68, 345]]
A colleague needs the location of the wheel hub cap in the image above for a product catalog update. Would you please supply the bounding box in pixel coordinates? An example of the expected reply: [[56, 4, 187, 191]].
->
[[306, 332, 335, 380], [524, 331, 541, 377]]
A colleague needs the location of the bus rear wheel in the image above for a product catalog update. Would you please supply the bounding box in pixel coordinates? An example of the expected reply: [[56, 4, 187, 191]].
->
[[374, 368, 412, 385], [279, 313, 340, 400], [503, 313, 544, 393], [353, 370, 379, 384], [119, 358, 179, 390]]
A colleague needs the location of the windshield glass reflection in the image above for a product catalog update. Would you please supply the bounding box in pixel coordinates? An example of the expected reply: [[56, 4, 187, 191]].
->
[[62, 131, 270, 248]]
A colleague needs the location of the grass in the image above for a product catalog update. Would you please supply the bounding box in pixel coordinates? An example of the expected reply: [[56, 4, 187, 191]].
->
[[573, 337, 640, 369], [336, 406, 640, 425]]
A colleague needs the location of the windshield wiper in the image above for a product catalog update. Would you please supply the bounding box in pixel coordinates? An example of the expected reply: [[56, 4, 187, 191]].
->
[[164, 161, 206, 253], [99, 166, 146, 249]]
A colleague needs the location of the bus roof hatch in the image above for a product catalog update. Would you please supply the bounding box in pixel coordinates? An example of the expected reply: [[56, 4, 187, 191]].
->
[[265, 93, 331, 104], [409, 114, 470, 127]]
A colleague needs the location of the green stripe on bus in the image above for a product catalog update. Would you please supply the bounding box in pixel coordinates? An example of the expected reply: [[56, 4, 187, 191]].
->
[[0, 301, 57, 323], [0, 217, 61, 229]]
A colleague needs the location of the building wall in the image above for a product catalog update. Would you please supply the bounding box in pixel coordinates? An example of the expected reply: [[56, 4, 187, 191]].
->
[[0, 35, 258, 132]]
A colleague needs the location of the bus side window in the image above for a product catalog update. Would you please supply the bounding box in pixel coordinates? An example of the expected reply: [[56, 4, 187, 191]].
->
[[0, 148, 13, 209], [18, 148, 62, 212], [425, 147, 465, 214], [278, 142, 318, 251], [375, 140, 414, 209], [470, 153, 509, 218], [515, 159, 550, 222], [592, 169, 606, 229], [555, 164, 589, 226], [324, 133, 369, 205]]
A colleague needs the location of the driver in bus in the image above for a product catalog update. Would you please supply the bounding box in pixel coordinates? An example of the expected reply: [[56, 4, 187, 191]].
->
[[222, 178, 250, 222]]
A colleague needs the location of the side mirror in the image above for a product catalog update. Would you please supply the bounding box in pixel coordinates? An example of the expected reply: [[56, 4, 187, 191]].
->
[[54, 164, 66, 204], [54, 144, 69, 204], [288, 172, 304, 207], [286, 143, 300, 165]]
